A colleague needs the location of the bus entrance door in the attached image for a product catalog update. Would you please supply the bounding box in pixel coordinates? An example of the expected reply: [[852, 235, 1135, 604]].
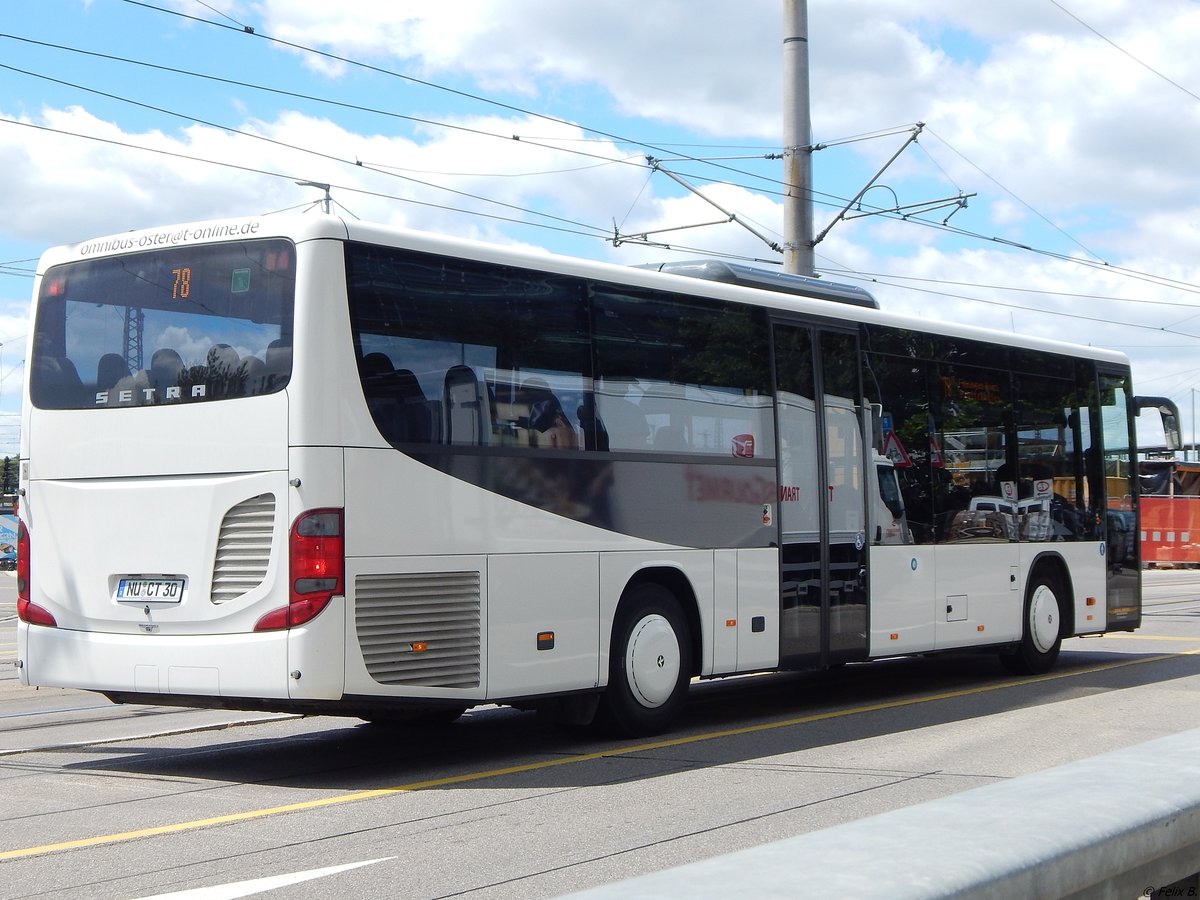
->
[[774, 325, 870, 669]]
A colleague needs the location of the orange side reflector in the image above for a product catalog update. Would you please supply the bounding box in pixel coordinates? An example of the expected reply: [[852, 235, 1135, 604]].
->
[[1086, 614, 1094, 622], [977, 625, 985, 632], [537, 631, 555, 650], [890, 633, 899, 641], [1086, 597, 1097, 606], [725, 619, 737, 628], [411, 641, 428, 653]]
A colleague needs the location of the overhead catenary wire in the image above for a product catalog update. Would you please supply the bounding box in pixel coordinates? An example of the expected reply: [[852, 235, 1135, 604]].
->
[[3, 64, 1199, 334], [0, 36, 667, 193], [117, 0, 776, 186], [823, 266, 1200, 340], [0, 6, 1197, 344], [5, 27, 1194, 310], [1050, 0, 1200, 106], [821, 268, 1200, 311], [0, 60, 618, 237], [0, 116, 611, 243], [0, 32, 935, 256]]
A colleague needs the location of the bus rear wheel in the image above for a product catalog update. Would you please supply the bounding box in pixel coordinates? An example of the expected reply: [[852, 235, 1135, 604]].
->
[[601, 584, 692, 737], [1001, 571, 1064, 675]]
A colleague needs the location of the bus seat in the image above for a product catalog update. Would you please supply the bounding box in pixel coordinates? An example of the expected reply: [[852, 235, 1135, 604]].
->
[[654, 424, 688, 451], [360, 352, 394, 377], [598, 396, 649, 451], [150, 348, 184, 398], [265, 340, 292, 390], [444, 365, 492, 445], [238, 356, 267, 395], [110, 369, 151, 405], [366, 366, 435, 444], [96, 353, 129, 391], [392, 368, 422, 397], [392, 369, 434, 442], [208, 343, 240, 374], [32, 355, 84, 408]]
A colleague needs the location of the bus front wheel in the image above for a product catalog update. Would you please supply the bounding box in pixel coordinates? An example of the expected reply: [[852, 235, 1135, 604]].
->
[[601, 584, 692, 736], [1001, 571, 1064, 675]]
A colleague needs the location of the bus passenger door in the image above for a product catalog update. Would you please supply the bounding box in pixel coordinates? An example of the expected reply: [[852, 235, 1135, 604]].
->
[[1100, 370, 1140, 628], [774, 324, 870, 668]]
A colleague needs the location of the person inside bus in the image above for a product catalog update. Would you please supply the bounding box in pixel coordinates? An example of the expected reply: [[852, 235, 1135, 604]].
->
[[524, 379, 578, 449], [576, 393, 609, 451]]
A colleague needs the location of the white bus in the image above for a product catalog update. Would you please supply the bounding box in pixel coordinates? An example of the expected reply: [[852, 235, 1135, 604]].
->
[[15, 215, 1180, 735]]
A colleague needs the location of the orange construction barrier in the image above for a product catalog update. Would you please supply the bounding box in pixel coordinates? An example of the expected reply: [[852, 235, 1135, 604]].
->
[[1141, 495, 1200, 566]]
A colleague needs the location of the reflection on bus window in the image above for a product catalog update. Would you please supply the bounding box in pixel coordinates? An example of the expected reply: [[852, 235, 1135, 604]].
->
[[29, 240, 295, 410], [862, 332, 1097, 545], [345, 242, 775, 458]]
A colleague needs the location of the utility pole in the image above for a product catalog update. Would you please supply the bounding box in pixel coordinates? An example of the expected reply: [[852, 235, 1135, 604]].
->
[[782, 0, 815, 275]]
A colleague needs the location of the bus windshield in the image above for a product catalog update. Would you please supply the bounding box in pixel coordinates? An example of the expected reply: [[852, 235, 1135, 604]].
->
[[29, 239, 295, 410]]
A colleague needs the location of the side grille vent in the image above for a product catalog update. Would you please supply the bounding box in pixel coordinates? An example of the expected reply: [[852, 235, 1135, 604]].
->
[[355, 571, 482, 688], [210, 493, 276, 604]]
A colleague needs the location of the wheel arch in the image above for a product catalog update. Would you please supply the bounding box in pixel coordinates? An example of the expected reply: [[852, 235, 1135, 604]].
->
[[616, 566, 703, 678], [1025, 551, 1075, 638]]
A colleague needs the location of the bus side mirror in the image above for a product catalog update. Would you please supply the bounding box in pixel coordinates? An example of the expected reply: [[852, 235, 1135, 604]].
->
[[1135, 396, 1183, 451]]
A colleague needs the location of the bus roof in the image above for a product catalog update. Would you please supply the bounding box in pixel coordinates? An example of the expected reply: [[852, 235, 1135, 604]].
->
[[638, 260, 879, 309], [37, 212, 1130, 369]]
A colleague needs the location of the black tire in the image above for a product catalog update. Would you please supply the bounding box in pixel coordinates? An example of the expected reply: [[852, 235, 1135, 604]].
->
[[1000, 570, 1065, 675], [601, 583, 692, 737]]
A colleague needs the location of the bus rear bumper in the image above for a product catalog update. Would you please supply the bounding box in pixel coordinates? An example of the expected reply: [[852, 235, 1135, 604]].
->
[[17, 622, 292, 699]]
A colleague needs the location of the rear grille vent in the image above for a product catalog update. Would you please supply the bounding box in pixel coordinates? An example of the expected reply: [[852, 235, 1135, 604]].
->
[[210, 493, 276, 604], [355, 571, 481, 688]]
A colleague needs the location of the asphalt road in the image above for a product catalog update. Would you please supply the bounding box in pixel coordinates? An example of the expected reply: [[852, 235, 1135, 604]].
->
[[1, 571, 1198, 899]]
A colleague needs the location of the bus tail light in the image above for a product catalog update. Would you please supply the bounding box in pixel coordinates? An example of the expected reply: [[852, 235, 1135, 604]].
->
[[254, 508, 344, 632], [16, 520, 57, 628]]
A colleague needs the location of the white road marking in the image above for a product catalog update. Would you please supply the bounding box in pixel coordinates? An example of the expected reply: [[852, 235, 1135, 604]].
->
[[133, 857, 395, 899]]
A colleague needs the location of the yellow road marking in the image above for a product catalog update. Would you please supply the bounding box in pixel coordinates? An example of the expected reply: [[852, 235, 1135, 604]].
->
[[1090, 634, 1200, 642], [4, 647, 1200, 862]]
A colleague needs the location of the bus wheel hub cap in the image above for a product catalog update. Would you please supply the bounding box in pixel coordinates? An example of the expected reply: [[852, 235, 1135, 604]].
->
[[626, 615, 680, 708]]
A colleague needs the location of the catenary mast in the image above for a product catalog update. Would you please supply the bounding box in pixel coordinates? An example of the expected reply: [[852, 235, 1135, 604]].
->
[[782, 0, 815, 275]]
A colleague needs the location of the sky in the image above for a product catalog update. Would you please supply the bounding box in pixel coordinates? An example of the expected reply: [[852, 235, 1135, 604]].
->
[[2, 0, 1200, 457]]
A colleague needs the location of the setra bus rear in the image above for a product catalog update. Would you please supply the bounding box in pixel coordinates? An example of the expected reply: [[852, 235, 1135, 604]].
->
[[16, 216, 352, 710]]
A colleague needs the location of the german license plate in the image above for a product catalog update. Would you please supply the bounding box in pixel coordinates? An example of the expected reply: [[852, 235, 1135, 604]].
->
[[116, 577, 185, 602]]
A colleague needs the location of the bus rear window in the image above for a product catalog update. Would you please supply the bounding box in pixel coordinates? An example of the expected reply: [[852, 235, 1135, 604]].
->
[[30, 239, 295, 410]]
